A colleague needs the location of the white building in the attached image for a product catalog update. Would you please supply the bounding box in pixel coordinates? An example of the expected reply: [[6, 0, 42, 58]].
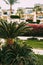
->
[[23, 7, 36, 22]]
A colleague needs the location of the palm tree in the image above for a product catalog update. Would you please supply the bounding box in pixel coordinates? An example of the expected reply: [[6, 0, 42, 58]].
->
[[0, 20, 38, 65], [33, 5, 42, 14], [33, 5, 42, 22], [16, 8, 24, 22], [0, 19, 30, 44], [16, 8, 24, 17], [4, 0, 17, 14]]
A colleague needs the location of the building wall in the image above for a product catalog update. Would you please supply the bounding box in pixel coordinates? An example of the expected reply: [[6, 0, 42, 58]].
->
[[0, 6, 43, 22]]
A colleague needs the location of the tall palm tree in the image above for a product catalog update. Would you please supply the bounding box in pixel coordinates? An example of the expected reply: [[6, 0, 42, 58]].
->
[[33, 5, 42, 14], [33, 5, 42, 22], [0, 19, 30, 44], [4, 0, 17, 14], [16, 8, 24, 22], [16, 8, 24, 18]]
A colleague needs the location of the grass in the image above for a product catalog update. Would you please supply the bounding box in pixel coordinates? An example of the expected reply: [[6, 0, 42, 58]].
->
[[17, 39, 43, 49], [36, 55, 43, 65], [26, 39, 43, 49]]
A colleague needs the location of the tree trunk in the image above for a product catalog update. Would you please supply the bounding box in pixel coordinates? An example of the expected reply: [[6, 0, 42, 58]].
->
[[10, 4, 12, 15], [19, 13, 20, 22], [7, 38, 14, 45]]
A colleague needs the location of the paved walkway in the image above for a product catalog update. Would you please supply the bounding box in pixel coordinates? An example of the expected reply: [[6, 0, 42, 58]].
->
[[32, 49, 43, 55], [18, 36, 43, 40]]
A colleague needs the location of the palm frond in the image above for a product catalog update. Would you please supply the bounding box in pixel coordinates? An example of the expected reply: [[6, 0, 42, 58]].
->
[[0, 20, 9, 38], [12, 22, 30, 37], [4, 0, 8, 4], [4, 0, 17, 5], [0, 20, 31, 38]]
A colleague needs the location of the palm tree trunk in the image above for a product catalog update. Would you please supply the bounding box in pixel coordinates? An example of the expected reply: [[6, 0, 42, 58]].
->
[[10, 4, 12, 15], [19, 13, 20, 22], [7, 38, 14, 45]]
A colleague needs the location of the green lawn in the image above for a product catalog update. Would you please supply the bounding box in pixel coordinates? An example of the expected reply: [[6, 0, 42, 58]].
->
[[17, 39, 43, 49], [26, 40, 43, 49], [36, 55, 43, 65]]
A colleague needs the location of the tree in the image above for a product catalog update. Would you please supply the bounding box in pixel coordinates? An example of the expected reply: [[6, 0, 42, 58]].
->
[[4, 0, 17, 14], [33, 5, 41, 11], [33, 5, 42, 22], [16, 8, 24, 18], [33, 5, 42, 14]]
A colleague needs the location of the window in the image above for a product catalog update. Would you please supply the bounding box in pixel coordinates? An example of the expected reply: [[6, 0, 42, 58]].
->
[[37, 16, 43, 19]]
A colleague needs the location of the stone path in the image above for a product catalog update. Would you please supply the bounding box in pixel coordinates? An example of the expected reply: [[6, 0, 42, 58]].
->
[[32, 49, 43, 55], [18, 36, 43, 40]]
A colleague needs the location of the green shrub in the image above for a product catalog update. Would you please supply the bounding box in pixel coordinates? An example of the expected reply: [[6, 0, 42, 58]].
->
[[3, 12, 7, 15], [26, 19, 33, 23], [10, 15, 20, 19], [36, 20, 40, 24]]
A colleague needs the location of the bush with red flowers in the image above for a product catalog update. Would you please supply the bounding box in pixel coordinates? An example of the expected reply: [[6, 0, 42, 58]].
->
[[24, 24, 43, 37]]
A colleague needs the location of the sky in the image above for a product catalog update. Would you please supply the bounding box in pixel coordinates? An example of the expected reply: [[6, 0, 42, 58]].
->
[[0, 0, 43, 10]]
